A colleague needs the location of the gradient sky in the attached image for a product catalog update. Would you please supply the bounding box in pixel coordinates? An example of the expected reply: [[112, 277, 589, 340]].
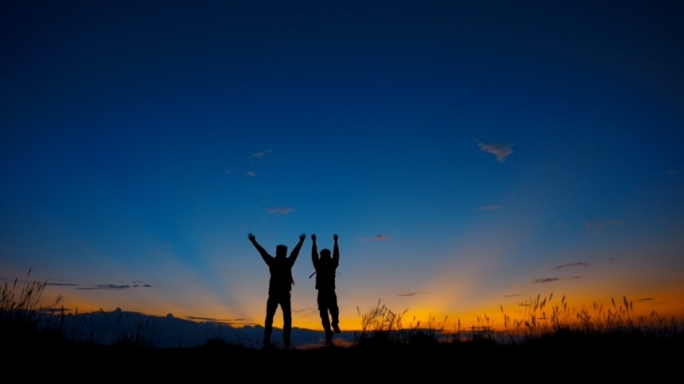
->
[[2, 1, 683, 331]]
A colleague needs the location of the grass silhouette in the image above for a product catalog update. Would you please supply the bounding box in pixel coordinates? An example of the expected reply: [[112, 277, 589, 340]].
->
[[2, 272, 682, 379]]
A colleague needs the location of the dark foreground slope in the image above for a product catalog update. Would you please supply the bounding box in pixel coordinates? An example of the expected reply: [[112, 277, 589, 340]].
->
[[7, 330, 681, 380]]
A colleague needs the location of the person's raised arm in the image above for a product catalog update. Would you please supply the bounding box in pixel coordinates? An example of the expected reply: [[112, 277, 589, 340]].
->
[[248, 233, 271, 265], [333, 234, 339, 267], [288, 233, 306, 265], [311, 234, 319, 268]]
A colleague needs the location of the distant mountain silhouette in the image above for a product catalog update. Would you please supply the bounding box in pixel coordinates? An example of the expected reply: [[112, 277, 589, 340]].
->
[[50, 309, 354, 348]]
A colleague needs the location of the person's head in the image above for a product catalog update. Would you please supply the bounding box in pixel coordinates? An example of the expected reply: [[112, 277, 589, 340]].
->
[[276, 245, 288, 258], [320, 249, 331, 260]]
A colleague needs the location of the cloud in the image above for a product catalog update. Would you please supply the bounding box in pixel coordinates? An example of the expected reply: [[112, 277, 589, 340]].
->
[[503, 294, 521, 297], [245, 171, 256, 177], [46, 282, 79, 287], [373, 234, 391, 241], [636, 298, 654, 302], [77, 284, 132, 290], [397, 291, 429, 297], [667, 170, 679, 177], [224, 169, 232, 174], [584, 219, 625, 233], [553, 262, 589, 270], [475, 205, 502, 211], [554, 222, 568, 227], [609, 254, 625, 261], [477, 142, 513, 162], [75, 282, 155, 290], [532, 278, 560, 284], [268, 207, 293, 215], [359, 234, 392, 242], [251, 149, 272, 159]]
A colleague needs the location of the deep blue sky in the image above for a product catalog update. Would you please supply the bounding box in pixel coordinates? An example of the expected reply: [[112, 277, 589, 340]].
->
[[2, 1, 683, 328]]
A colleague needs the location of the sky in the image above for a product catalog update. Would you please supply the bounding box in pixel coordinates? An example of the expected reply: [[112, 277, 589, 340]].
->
[[2, 1, 684, 331]]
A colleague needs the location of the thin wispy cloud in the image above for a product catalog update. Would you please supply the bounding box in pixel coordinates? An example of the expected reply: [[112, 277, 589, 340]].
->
[[397, 291, 429, 297], [251, 149, 272, 159], [475, 205, 502, 211], [360, 234, 392, 242], [504, 294, 521, 297], [531, 276, 580, 284], [245, 171, 256, 177], [636, 298, 654, 302], [224, 169, 232, 174], [532, 278, 560, 284], [553, 262, 589, 270], [555, 222, 568, 227], [584, 219, 626, 234], [268, 207, 293, 215], [75, 282, 155, 290], [477, 141, 513, 163], [609, 254, 625, 261]]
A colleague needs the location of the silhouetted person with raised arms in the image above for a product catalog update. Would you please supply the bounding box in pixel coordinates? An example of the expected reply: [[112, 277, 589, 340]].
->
[[311, 233, 340, 345], [248, 232, 305, 348]]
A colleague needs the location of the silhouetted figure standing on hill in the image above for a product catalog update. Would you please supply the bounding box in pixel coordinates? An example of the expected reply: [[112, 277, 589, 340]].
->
[[248, 233, 305, 348], [311, 233, 340, 345]]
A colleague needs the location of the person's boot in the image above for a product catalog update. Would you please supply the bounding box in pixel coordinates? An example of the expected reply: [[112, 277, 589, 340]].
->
[[332, 322, 341, 334]]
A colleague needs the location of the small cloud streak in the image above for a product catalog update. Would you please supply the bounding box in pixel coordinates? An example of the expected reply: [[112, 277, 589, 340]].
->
[[397, 291, 429, 297], [531, 276, 581, 284], [553, 262, 589, 270], [532, 278, 560, 284], [75, 282, 155, 291], [555, 222, 567, 227], [584, 219, 625, 233], [245, 171, 256, 177], [268, 207, 293, 215], [609, 254, 625, 261], [475, 205, 502, 211], [477, 142, 513, 163], [504, 294, 521, 297], [224, 169, 232, 174], [359, 234, 392, 242], [636, 298, 654, 302]]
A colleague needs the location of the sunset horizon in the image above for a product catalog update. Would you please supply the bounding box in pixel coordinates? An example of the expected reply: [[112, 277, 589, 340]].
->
[[2, 1, 683, 344]]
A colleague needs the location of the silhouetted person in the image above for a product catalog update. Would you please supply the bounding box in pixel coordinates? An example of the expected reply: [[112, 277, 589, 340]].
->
[[311, 233, 340, 345], [249, 233, 305, 348]]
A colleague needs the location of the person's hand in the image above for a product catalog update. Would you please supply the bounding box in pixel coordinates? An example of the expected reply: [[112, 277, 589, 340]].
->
[[248, 233, 256, 242], [311, 234, 317, 242], [334, 234, 338, 242], [300, 233, 306, 242]]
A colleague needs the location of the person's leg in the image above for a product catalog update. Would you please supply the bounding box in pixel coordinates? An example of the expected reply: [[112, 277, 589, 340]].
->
[[281, 292, 292, 347], [329, 290, 341, 333], [318, 290, 333, 345], [264, 295, 278, 347]]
